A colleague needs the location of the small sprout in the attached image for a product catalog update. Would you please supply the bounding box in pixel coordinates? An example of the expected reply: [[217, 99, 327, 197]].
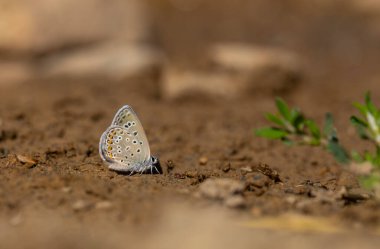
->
[[255, 98, 348, 163]]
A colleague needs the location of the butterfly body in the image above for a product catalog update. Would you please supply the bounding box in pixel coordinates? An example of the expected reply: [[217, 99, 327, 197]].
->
[[99, 105, 160, 174]]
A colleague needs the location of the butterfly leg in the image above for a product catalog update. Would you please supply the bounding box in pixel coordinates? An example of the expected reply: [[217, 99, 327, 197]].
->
[[139, 166, 146, 175], [128, 170, 135, 176]]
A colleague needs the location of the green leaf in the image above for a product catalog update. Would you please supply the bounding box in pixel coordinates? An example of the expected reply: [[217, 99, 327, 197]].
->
[[275, 98, 292, 121], [305, 120, 321, 139], [255, 127, 288, 139], [350, 116, 368, 127], [353, 102, 367, 117], [365, 92, 378, 117], [327, 139, 350, 164], [293, 114, 306, 132], [265, 113, 285, 127], [350, 116, 369, 139]]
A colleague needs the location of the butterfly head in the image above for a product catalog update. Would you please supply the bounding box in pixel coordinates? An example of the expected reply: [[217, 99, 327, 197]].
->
[[150, 156, 162, 174]]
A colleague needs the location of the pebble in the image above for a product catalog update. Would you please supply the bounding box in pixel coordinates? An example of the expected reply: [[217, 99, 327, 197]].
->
[[199, 156, 208, 166], [197, 178, 246, 208], [222, 163, 231, 173], [72, 200, 91, 211], [166, 160, 176, 173], [61, 187, 72, 193], [95, 201, 113, 210], [16, 154, 37, 168], [240, 166, 253, 173], [224, 195, 246, 208], [246, 172, 271, 189]]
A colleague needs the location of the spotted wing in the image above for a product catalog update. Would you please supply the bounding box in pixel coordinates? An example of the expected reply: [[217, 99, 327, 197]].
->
[[110, 105, 151, 163], [99, 126, 150, 171]]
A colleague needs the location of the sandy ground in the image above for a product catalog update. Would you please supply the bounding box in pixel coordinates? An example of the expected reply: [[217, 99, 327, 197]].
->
[[1, 0, 380, 248]]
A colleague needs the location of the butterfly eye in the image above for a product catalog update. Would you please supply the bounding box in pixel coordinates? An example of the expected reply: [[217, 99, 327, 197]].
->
[[132, 122, 136, 126], [132, 140, 137, 144], [137, 149, 141, 153], [133, 131, 138, 136]]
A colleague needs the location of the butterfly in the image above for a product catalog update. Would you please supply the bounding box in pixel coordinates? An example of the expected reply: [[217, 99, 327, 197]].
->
[[99, 105, 161, 174]]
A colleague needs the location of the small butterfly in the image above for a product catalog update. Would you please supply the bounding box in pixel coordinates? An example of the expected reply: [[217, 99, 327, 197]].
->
[[99, 105, 161, 174]]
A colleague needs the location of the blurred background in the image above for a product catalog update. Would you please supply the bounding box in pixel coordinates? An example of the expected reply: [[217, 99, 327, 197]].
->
[[1, 0, 380, 92]]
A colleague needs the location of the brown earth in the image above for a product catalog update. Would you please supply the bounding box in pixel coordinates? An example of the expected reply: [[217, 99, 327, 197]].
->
[[1, 0, 380, 248]]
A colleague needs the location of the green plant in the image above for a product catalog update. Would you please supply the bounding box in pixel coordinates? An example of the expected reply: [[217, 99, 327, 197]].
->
[[255, 93, 380, 190], [350, 93, 380, 188], [255, 98, 349, 163]]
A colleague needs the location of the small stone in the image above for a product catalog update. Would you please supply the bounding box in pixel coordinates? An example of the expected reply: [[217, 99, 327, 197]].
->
[[222, 163, 231, 173], [166, 160, 176, 173], [224, 195, 246, 209], [199, 156, 208, 166], [257, 163, 282, 182], [61, 187, 72, 193], [246, 172, 271, 189], [198, 178, 245, 200], [72, 200, 91, 211], [240, 166, 252, 173], [95, 201, 113, 210], [16, 154, 37, 168], [285, 196, 297, 205]]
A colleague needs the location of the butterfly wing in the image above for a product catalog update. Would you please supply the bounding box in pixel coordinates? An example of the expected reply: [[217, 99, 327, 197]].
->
[[111, 105, 151, 164], [99, 125, 150, 172]]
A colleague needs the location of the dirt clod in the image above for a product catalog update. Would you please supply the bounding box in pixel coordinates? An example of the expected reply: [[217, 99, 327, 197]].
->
[[256, 163, 281, 182], [166, 160, 176, 173], [245, 172, 271, 189]]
